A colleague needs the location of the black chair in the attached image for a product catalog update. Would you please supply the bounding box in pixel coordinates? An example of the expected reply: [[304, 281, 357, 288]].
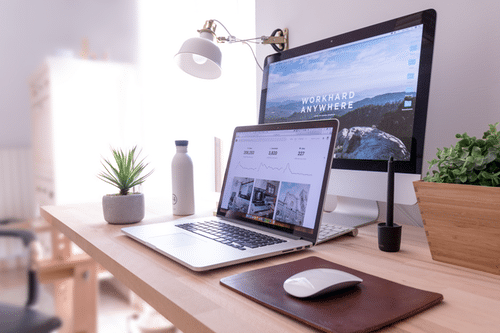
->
[[0, 229, 62, 333]]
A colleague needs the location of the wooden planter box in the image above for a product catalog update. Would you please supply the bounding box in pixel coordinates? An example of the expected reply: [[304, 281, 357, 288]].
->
[[413, 180, 500, 275]]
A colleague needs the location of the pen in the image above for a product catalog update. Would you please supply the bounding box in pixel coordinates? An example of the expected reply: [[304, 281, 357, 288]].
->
[[386, 156, 394, 227]]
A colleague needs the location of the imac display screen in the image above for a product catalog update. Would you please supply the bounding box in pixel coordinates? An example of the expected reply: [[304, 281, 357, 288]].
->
[[259, 9, 436, 174]]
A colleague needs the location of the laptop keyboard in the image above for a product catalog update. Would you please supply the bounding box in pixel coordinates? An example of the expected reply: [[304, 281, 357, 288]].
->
[[316, 224, 357, 244], [176, 220, 287, 251]]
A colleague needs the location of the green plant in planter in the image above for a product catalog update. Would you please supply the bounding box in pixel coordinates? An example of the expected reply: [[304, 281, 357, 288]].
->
[[423, 122, 500, 186], [98, 146, 154, 195]]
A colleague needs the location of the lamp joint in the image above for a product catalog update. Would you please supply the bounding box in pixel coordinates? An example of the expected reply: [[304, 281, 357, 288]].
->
[[262, 28, 289, 50], [197, 19, 217, 36]]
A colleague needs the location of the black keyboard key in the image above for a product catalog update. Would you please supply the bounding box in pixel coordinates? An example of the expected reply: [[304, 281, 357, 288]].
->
[[175, 221, 286, 250]]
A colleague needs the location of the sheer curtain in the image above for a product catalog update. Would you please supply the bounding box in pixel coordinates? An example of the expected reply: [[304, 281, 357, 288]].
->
[[137, 0, 256, 202]]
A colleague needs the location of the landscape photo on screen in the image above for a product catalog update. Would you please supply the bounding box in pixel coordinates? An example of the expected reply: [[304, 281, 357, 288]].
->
[[264, 25, 424, 161]]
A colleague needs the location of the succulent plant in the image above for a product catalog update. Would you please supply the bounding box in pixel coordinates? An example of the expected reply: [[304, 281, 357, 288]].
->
[[98, 146, 153, 195]]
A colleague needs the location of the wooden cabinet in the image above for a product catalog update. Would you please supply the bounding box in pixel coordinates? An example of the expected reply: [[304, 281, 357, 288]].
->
[[29, 57, 141, 333], [29, 57, 141, 208]]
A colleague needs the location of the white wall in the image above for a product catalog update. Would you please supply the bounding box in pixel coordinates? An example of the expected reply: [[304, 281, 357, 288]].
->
[[0, 1, 255, 213], [137, 0, 256, 200], [255, 0, 500, 225], [0, 0, 138, 148], [255, 0, 500, 174]]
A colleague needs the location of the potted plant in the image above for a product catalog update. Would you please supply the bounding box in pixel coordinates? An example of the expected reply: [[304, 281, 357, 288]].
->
[[98, 146, 153, 224], [413, 123, 500, 275]]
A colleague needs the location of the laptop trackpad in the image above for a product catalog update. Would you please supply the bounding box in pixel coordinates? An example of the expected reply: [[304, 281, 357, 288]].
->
[[148, 233, 205, 249]]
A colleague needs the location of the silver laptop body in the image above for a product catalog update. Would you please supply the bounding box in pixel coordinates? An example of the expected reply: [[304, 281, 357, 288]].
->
[[122, 119, 339, 271]]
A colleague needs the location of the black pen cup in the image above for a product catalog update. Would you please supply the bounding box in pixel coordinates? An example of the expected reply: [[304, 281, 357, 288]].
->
[[378, 223, 402, 252]]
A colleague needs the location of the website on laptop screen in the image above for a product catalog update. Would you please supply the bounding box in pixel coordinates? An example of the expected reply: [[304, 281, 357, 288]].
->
[[219, 126, 334, 235]]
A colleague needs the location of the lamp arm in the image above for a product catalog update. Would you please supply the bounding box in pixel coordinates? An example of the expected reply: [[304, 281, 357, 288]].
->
[[218, 36, 264, 44], [209, 19, 288, 51]]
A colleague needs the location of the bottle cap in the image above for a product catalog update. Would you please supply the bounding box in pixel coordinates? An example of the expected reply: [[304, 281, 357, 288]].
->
[[175, 140, 189, 146]]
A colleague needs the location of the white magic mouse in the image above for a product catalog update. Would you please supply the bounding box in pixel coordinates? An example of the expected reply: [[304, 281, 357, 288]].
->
[[283, 268, 363, 298]]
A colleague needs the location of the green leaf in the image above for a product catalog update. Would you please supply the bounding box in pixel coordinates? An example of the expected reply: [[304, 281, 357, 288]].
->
[[97, 146, 154, 195], [425, 123, 500, 186]]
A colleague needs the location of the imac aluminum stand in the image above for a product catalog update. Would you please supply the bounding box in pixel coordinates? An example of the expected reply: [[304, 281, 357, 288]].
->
[[321, 195, 379, 229]]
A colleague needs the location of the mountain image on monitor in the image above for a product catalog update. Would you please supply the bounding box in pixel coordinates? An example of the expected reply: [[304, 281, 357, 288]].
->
[[264, 92, 415, 161], [263, 24, 424, 162]]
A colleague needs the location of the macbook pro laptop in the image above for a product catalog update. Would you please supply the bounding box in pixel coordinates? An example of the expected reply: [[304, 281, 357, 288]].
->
[[122, 119, 346, 271]]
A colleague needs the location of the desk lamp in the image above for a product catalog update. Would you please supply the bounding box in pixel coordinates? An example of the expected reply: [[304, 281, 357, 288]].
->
[[175, 19, 289, 79]]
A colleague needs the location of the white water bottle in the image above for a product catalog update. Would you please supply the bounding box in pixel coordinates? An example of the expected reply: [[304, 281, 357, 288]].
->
[[171, 140, 195, 215]]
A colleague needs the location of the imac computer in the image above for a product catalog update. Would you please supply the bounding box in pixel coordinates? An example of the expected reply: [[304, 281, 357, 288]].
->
[[258, 9, 437, 227]]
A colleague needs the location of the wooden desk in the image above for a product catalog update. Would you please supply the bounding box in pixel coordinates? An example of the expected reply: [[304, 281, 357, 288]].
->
[[41, 200, 500, 333]]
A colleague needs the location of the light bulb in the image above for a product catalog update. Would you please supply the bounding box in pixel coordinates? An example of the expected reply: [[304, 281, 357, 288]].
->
[[193, 54, 208, 65]]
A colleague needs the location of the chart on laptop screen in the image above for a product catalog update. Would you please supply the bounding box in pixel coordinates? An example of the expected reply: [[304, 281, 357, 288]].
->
[[219, 127, 333, 230]]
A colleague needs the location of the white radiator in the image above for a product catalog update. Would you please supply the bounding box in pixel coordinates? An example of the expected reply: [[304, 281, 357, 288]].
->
[[0, 148, 35, 220]]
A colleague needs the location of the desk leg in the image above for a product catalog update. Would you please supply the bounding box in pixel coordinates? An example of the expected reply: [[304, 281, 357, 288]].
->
[[51, 227, 71, 260], [53, 277, 74, 333], [73, 261, 98, 333], [47, 260, 98, 333], [52, 261, 98, 333], [41, 221, 99, 333]]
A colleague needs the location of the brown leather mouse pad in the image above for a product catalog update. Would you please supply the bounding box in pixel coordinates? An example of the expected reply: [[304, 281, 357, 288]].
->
[[220, 256, 443, 333]]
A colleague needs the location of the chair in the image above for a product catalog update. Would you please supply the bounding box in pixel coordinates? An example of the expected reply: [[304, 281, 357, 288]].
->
[[0, 229, 62, 333]]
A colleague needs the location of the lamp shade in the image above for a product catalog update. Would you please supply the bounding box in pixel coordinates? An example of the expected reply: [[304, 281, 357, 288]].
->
[[175, 32, 222, 79]]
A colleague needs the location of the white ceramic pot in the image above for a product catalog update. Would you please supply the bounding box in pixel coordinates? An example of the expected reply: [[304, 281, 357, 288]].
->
[[102, 193, 145, 224]]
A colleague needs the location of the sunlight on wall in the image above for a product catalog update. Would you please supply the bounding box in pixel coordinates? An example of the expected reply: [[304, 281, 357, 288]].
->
[[138, 0, 256, 204]]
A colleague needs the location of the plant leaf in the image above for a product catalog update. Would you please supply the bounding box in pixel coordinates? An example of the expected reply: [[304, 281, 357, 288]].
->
[[97, 146, 154, 194], [425, 123, 500, 186]]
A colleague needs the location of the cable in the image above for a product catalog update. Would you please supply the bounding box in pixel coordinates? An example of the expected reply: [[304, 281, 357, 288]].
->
[[212, 19, 231, 36], [242, 42, 263, 71]]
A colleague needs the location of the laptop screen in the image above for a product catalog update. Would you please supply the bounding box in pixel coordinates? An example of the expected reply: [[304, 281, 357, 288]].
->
[[217, 120, 338, 240]]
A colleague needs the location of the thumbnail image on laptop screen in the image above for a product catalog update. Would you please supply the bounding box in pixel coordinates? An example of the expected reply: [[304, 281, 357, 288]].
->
[[218, 124, 335, 235]]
